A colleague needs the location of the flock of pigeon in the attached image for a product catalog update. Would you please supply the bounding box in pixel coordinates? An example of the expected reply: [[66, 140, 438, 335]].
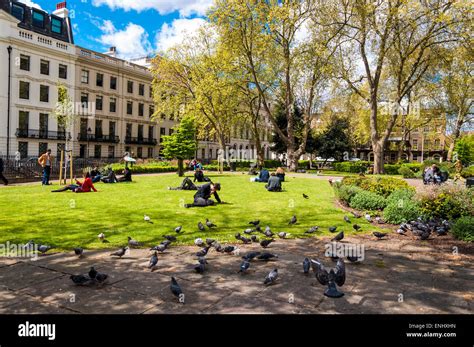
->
[[27, 207, 451, 304], [63, 215, 353, 302]]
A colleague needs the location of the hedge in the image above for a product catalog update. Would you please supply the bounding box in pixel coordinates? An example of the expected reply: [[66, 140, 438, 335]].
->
[[332, 161, 422, 174], [341, 176, 413, 197]]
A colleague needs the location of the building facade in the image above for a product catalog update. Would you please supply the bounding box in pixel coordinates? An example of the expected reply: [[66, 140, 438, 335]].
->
[[0, 1, 274, 162]]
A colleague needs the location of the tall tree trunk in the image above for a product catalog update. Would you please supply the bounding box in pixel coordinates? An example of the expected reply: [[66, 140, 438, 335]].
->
[[447, 110, 464, 161], [373, 141, 384, 174], [287, 148, 299, 172], [177, 158, 184, 177]]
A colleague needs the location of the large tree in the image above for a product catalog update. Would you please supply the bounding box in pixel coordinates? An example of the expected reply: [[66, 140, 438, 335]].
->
[[150, 26, 241, 165], [332, 0, 467, 173], [210, 0, 339, 171]]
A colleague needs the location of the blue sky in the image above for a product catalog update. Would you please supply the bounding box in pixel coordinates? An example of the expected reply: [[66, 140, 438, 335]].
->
[[19, 0, 211, 59]]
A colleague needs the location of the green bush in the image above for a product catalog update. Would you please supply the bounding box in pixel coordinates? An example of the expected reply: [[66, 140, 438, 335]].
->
[[402, 163, 422, 173], [461, 166, 474, 178], [451, 216, 474, 242], [416, 183, 474, 220], [108, 161, 178, 174], [398, 166, 416, 178], [384, 164, 402, 175], [333, 184, 364, 205], [349, 190, 387, 211], [333, 161, 371, 173], [383, 199, 421, 224], [386, 188, 416, 205], [210, 160, 282, 169], [341, 176, 413, 197]]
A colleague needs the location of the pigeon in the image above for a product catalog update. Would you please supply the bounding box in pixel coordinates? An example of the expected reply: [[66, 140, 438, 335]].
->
[[144, 215, 153, 223], [347, 255, 362, 263], [257, 253, 278, 261], [236, 259, 250, 273], [249, 220, 260, 226], [98, 233, 105, 241], [375, 216, 385, 224], [264, 225, 272, 233], [331, 231, 344, 242], [305, 226, 319, 234], [194, 258, 207, 273], [196, 246, 211, 257], [206, 219, 217, 228], [194, 238, 204, 247], [70, 274, 90, 285], [242, 251, 261, 261], [255, 225, 262, 232], [373, 232, 387, 240], [396, 228, 407, 235], [163, 235, 177, 242], [213, 242, 224, 252], [326, 252, 340, 261], [110, 247, 127, 258], [170, 277, 183, 302], [128, 236, 141, 247], [37, 245, 51, 254], [73, 247, 83, 257], [353, 224, 361, 231], [224, 245, 237, 253], [198, 222, 205, 231], [260, 239, 274, 248], [303, 193, 309, 199], [264, 269, 278, 285], [314, 259, 346, 298], [278, 232, 289, 239], [250, 235, 259, 242], [435, 226, 448, 236], [419, 230, 431, 240], [244, 228, 255, 234], [206, 238, 216, 246], [351, 211, 361, 218], [174, 226, 183, 233], [95, 272, 108, 284], [365, 214, 372, 222], [329, 226, 337, 233], [235, 233, 242, 241], [150, 244, 167, 252], [264, 229, 274, 237], [303, 258, 311, 274], [240, 236, 252, 244], [289, 215, 297, 225], [344, 216, 351, 223], [149, 252, 158, 271], [88, 267, 98, 279]]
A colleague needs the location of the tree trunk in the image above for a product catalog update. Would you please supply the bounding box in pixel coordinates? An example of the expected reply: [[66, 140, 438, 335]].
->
[[178, 158, 184, 177], [447, 110, 464, 161], [372, 141, 384, 174], [287, 149, 299, 172]]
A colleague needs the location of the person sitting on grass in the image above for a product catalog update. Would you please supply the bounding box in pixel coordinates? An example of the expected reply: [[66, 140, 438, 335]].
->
[[194, 168, 210, 182], [266, 172, 282, 192], [52, 172, 97, 193], [276, 167, 286, 182], [90, 166, 102, 183], [185, 182, 221, 207], [117, 167, 132, 182], [101, 167, 118, 183], [169, 177, 198, 190], [253, 168, 270, 182]]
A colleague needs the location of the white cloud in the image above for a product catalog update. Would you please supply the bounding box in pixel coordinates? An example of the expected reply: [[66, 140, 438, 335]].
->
[[97, 21, 154, 59], [91, 0, 213, 17], [17, 0, 42, 9], [155, 18, 206, 52]]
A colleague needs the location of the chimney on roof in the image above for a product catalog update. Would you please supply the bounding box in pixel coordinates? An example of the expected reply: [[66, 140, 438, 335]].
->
[[104, 46, 117, 57], [53, 2, 69, 18]]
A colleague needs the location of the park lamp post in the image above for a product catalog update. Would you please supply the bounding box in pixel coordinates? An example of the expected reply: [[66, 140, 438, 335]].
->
[[87, 127, 92, 160]]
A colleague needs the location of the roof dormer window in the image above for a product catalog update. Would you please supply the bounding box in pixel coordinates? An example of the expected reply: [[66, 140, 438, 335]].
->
[[32, 10, 45, 29], [11, 3, 25, 21], [51, 17, 62, 34]]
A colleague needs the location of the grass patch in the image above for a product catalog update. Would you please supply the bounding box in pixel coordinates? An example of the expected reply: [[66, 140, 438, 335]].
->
[[0, 173, 383, 251]]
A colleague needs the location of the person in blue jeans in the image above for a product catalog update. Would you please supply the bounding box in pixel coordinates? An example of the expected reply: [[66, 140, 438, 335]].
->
[[38, 149, 53, 185], [254, 168, 270, 182]]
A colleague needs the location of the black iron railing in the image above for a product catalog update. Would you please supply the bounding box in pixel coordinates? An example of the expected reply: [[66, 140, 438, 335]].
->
[[77, 134, 120, 143], [16, 128, 71, 140], [125, 137, 158, 145]]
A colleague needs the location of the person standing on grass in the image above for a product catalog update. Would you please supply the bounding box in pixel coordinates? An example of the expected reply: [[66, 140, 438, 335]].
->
[[38, 149, 53, 185], [0, 158, 8, 185]]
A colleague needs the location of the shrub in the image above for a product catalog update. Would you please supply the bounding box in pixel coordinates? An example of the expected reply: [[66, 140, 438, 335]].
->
[[333, 161, 371, 173], [334, 184, 364, 205], [451, 216, 474, 242], [461, 166, 474, 178], [403, 163, 422, 173], [349, 190, 387, 211], [383, 200, 421, 224], [398, 166, 416, 178], [416, 183, 474, 220], [384, 164, 402, 175], [341, 176, 412, 197], [386, 188, 416, 205]]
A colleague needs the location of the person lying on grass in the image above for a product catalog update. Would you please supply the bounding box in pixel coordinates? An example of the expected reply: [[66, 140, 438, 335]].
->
[[51, 172, 97, 193], [185, 182, 222, 207], [265, 172, 282, 192]]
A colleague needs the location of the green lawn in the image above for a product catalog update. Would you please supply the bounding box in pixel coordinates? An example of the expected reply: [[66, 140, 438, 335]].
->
[[0, 173, 384, 251]]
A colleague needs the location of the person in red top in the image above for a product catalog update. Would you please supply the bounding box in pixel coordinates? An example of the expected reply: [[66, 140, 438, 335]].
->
[[51, 172, 97, 193]]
